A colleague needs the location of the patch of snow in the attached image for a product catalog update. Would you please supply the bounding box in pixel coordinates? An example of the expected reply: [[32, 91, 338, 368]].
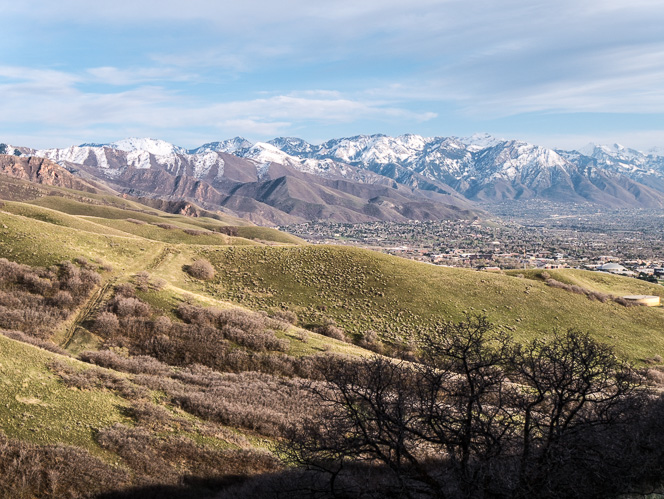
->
[[256, 162, 270, 180], [458, 133, 504, 152], [109, 137, 186, 156], [191, 152, 221, 178], [126, 150, 152, 169]]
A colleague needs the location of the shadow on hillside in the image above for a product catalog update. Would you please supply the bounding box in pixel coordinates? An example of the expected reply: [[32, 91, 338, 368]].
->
[[95, 475, 249, 499]]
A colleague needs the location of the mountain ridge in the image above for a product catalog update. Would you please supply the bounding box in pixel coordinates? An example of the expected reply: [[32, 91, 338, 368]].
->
[[5, 132, 664, 224]]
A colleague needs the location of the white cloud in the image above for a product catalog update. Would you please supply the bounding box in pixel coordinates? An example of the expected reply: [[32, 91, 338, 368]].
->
[[0, 65, 436, 147], [3, 0, 664, 147]]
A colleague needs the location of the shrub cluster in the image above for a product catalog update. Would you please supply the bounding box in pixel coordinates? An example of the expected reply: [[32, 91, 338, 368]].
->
[[183, 259, 216, 280], [92, 293, 326, 377], [96, 423, 280, 486], [0, 258, 101, 339], [0, 431, 129, 499], [313, 318, 349, 342], [0, 328, 67, 355], [48, 359, 148, 400], [215, 226, 239, 236], [132, 364, 319, 438]]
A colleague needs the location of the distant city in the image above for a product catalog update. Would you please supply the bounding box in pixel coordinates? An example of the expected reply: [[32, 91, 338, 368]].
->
[[282, 205, 664, 284]]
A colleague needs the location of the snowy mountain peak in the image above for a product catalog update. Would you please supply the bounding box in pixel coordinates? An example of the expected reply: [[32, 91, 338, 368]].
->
[[245, 142, 293, 163], [190, 137, 253, 155], [267, 137, 315, 156], [107, 138, 186, 156], [457, 133, 504, 152]]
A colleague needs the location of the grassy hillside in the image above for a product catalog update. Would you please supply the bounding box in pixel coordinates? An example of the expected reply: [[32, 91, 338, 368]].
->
[[1, 191, 662, 361], [186, 245, 664, 361], [0, 335, 129, 453], [509, 268, 664, 299], [1, 176, 663, 497]]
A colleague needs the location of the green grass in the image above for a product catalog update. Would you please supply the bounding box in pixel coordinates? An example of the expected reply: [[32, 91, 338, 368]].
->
[[193, 245, 664, 362], [28, 196, 302, 245], [3, 181, 663, 363], [234, 226, 305, 245], [80, 217, 259, 246], [509, 268, 664, 299], [0, 335, 130, 454], [30, 196, 206, 226], [0, 209, 164, 269], [0, 201, 133, 237]]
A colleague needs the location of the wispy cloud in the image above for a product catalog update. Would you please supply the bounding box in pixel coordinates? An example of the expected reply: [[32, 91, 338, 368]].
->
[[0, 65, 436, 147], [1, 0, 664, 147]]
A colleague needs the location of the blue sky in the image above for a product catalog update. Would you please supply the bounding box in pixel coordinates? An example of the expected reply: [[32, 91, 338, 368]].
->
[[1, 0, 663, 150]]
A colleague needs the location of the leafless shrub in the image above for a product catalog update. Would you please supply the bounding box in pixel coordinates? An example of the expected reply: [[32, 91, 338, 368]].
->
[[155, 223, 179, 230], [111, 297, 151, 317], [48, 359, 148, 400], [183, 259, 216, 280], [644, 368, 664, 387], [94, 311, 120, 336], [170, 371, 316, 437], [79, 350, 171, 376], [0, 329, 68, 355], [314, 323, 349, 342], [216, 226, 239, 237], [133, 271, 150, 291], [125, 400, 174, 427], [48, 290, 74, 309], [176, 305, 287, 352], [57, 261, 79, 281], [358, 329, 383, 353], [0, 431, 129, 498], [614, 297, 642, 307], [73, 256, 89, 267], [543, 276, 623, 305], [269, 309, 298, 325], [153, 315, 172, 334], [114, 282, 136, 297], [183, 228, 206, 236], [96, 423, 280, 483], [126, 218, 147, 225], [21, 272, 51, 295]]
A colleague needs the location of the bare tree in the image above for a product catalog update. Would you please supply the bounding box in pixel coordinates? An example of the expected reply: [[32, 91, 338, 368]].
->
[[283, 317, 647, 499]]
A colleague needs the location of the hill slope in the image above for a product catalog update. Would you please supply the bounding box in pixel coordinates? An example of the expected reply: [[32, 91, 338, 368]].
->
[[0, 178, 663, 497]]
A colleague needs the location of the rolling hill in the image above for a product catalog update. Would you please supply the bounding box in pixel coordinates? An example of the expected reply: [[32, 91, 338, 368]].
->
[[0, 174, 662, 497]]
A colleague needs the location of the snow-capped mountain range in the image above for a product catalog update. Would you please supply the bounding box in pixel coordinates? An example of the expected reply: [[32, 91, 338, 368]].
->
[[192, 133, 664, 206], [3, 133, 664, 224]]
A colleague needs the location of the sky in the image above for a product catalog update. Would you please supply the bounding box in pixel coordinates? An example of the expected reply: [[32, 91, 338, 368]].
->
[[1, 0, 663, 151]]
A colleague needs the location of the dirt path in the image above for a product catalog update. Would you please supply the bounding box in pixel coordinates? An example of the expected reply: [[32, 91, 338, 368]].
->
[[146, 247, 178, 272], [60, 278, 117, 349]]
